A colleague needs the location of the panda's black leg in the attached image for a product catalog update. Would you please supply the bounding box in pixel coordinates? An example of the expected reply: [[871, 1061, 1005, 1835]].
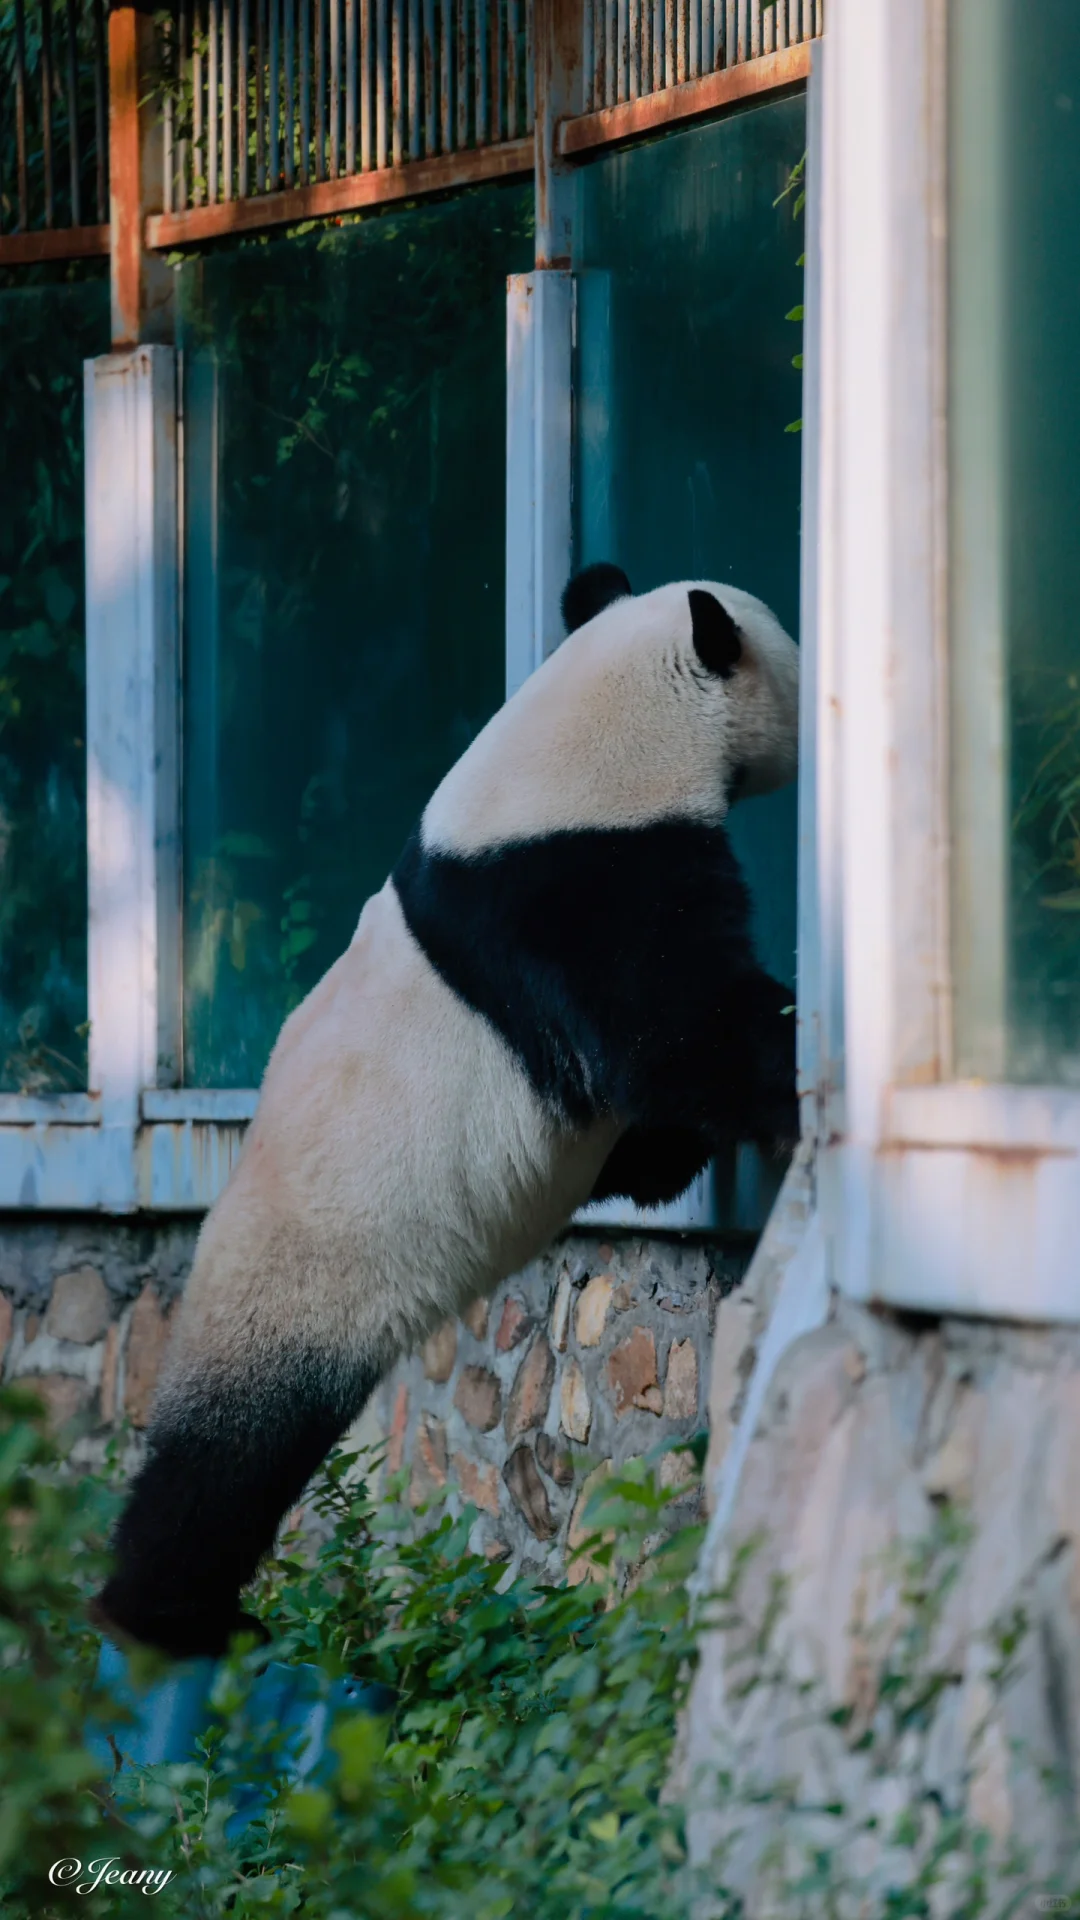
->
[[92, 1348, 379, 1659]]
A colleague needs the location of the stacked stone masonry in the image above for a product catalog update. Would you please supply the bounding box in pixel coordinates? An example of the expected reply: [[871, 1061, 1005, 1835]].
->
[[378, 1232, 749, 1578], [0, 1217, 747, 1578]]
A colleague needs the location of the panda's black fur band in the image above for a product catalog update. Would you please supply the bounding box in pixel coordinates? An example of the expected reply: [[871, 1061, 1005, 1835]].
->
[[93, 1350, 378, 1659], [393, 817, 798, 1190]]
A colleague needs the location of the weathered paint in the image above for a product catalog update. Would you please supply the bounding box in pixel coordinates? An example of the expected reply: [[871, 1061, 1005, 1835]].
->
[[84, 347, 180, 1210], [107, 7, 172, 345], [0, 222, 109, 265]]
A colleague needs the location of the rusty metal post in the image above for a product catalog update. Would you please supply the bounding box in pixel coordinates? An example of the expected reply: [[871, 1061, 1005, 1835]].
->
[[533, 0, 582, 266], [109, 6, 174, 345]]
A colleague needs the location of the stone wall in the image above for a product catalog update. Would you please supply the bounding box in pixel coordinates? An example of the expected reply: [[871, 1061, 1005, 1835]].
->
[[0, 1217, 197, 1471], [0, 1216, 745, 1576], [376, 1231, 749, 1576], [686, 1296, 1080, 1905]]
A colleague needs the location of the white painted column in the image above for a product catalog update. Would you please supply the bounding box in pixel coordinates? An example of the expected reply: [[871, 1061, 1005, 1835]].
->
[[84, 345, 181, 1209], [505, 268, 574, 699]]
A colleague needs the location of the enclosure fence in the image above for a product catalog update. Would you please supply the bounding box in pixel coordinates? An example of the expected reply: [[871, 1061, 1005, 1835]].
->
[[582, 0, 821, 112], [1, 0, 108, 235]]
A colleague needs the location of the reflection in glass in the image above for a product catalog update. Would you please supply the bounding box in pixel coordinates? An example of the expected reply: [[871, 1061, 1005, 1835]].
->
[[178, 186, 533, 1086], [573, 101, 805, 990], [572, 100, 805, 1225], [0, 272, 106, 1093], [951, 0, 1080, 1083]]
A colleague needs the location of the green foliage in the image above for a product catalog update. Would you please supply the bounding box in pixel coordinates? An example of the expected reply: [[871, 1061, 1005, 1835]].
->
[[0, 1384, 702, 1918], [1, 1384, 1078, 1917]]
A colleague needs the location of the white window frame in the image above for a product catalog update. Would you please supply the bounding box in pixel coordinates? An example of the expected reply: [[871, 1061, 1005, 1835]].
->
[[0, 55, 819, 1242], [814, 0, 1080, 1321]]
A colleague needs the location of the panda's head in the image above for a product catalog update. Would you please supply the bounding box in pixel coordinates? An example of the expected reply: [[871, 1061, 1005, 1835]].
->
[[422, 563, 799, 854]]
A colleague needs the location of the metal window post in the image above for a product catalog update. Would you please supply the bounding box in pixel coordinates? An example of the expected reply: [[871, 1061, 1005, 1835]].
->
[[84, 346, 181, 1210]]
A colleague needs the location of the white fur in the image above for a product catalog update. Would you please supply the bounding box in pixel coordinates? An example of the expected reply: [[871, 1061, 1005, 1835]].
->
[[423, 580, 799, 856], [165, 882, 619, 1382]]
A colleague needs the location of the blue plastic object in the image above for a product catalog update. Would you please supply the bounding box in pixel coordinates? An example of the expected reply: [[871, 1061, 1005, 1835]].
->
[[88, 1639, 393, 1838]]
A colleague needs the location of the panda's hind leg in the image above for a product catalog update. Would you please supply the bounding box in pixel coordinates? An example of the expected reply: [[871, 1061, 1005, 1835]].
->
[[92, 1344, 378, 1659]]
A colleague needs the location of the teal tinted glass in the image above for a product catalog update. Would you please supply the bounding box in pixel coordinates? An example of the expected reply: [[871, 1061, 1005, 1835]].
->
[[178, 186, 533, 1087], [573, 101, 805, 992], [951, 1, 1080, 1083], [0, 272, 106, 1092]]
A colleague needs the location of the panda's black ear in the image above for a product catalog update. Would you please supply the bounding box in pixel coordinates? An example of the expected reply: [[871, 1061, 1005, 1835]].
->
[[561, 562, 632, 634], [689, 588, 742, 678]]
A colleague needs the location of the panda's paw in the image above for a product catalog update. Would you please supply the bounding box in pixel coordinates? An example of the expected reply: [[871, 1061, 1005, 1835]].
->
[[89, 1588, 271, 1662]]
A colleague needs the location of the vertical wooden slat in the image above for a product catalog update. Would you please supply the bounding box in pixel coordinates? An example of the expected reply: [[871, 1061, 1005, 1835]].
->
[[391, 0, 403, 162], [162, 55, 174, 218], [675, 0, 685, 84], [285, 0, 296, 184], [524, 0, 532, 128], [488, 0, 499, 140], [750, 0, 759, 58], [663, 0, 674, 92], [65, 0, 82, 224], [269, 0, 280, 185], [474, 0, 487, 143], [651, 0, 660, 91], [257, 0, 267, 188], [736, 0, 745, 63], [456, 0, 467, 146], [300, 0, 311, 181], [345, 0, 356, 167], [360, 0, 373, 165], [614, 0, 625, 100], [192, 0, 205, 203], [237, 0, 247, 197], [438, 0, 450, 145], [628, 0, 639, 97], [208, 0, 219, 202], [688, 0, 698, 77], [176, 0, 189, 211], [329, 0, 339, 175], [507, 0, 519, 132], [14, 0, 29, 228], [774, 0, 786, 49], [41, 0, 55, 227], [376, 0, 388, 164], [315, 0, 325, 178], [223, 0, 234, 198], [92, 0, 107, 218], [409, 0, 421, 155]]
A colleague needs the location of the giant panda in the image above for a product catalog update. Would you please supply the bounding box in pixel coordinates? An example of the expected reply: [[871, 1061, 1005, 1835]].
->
[[91, 565, 799, 1659]]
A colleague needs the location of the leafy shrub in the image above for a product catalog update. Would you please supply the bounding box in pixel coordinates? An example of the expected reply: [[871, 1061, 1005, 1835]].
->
[[0, 1384, 702, 1918], [3, 1380, 1079, 1919]]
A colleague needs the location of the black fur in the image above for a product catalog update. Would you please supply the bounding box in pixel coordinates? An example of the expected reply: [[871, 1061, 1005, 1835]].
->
[[393, 819, 797, 1204], [689, 588, 742, 678], [94, 1347, 379, 1658], [561, 562, 632, 634]]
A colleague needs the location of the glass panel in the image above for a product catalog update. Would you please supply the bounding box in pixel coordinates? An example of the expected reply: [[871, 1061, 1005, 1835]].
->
[[0, 271, 107, 1093], [178, 186, 533, 1087], [572, 100, 805, 1223], [951, 0, 1080, 1084]]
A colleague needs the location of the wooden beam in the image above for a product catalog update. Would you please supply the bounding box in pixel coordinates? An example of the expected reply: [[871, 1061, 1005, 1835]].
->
[[146, 139, 536, 249], [533, 0, 584, 269], [558, 42, 812, 160], [108, 7, 173, 344], [0, 223, 110, 265]]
